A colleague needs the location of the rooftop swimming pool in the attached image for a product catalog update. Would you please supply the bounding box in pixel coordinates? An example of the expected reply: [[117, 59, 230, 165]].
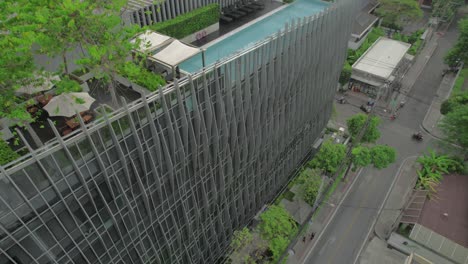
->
[[180, 0, 328, 73]]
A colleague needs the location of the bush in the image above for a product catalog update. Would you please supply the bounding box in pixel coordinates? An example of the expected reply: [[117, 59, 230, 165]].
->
[[117, 62, 166, 92], [339, 61, 352, 85], [347, 27, 385, 65], [300, 170, 323, 205], [308, 140, 346, 174], [150, 4, 220, 39], [452, 68, 468, 95], [258, 205, 297, 263], [230, 227, 253, 251], [440, 91, 468, 115], [0, 140, 20, 165]]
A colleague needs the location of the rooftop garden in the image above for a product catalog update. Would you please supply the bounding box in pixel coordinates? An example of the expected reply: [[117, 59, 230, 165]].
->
[[0, 0, 169, 162]]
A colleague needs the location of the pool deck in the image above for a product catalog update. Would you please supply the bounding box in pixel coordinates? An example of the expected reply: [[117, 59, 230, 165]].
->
[[191, 0, 285, 48]]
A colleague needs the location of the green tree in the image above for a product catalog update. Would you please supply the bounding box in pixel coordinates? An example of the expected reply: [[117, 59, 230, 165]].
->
[[308, 140, 346, 174], [269, 236, 289, 262], [417, 150, 461, 177], [375, 0, 423, 29], [351, 146, 372, 169], [439, 105, 468, 157], [258, 205, 297, 262], [300, 169, 323, 205], [440, 91, 468, 115], [346, 114, 381, 143], [230, 227, 253, 251], [352, 145, 396, 170], [0, 0, 39, 123], [370, 145, 397, 169], [444, 19, 468, 66], [416, 150, 462, 193], [432, 0, 464, 24], [0, 140, 20, 165], [339, 61, 352, 85]]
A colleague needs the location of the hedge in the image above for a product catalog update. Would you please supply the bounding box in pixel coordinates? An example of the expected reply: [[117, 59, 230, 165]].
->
[[117, 62, 166, 92], [0, 140, 19, 166], [150, 4, 220, 39]]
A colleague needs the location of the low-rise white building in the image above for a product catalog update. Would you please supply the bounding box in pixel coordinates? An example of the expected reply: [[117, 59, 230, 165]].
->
[[349, 37, 411, 98]]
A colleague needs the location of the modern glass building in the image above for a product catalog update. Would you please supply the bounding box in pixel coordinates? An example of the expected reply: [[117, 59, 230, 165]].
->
[[0, 1, 355, 263]]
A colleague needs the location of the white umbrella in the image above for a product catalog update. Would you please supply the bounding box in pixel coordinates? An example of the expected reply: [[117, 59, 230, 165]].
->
[[43, 92, 95, 117], [16, 75, 61, 94]]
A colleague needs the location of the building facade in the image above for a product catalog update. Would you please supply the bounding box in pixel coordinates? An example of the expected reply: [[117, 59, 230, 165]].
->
[[0, 1, 355, 263], [124, 0, 239, 26]]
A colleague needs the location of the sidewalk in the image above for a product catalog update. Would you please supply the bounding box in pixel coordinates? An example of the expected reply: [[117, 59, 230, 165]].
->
[[358, 157, 419, 263], [390, 28, 439, 112], [286, 168, 361, 263], [421, 71, 458, 139]]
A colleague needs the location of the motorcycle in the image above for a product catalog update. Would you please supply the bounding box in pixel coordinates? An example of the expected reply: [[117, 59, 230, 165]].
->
[[412, 132, 423, 141], [337, 97, 347, 104]]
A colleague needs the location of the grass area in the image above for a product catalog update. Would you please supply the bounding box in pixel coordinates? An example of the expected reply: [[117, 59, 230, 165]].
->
[[452, 68, 468, 95]]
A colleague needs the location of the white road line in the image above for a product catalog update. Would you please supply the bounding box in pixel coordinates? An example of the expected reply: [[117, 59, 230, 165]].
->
[[352, 155, 418, 264], [301, 167, 364, 263]]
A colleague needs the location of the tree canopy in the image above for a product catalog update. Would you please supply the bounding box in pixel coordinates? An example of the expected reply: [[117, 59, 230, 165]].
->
[[439, 104, 468, 157], [440, 91, 468, 115], [445, 19, 468, 66], [371, 145, 397, 169], [258, 205, 297, 262], [346, 114, 381, 143], [376, 0, 423, 28], [308, 139, 346, 174], [299, 169, 323, 205], [352, 145, 397, 170], [351, 146, 372, 169]]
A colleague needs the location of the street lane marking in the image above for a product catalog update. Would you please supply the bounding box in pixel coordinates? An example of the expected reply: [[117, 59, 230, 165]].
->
[[326, 175, 376, 264], [301, 168, 364, 263], [352, 155, 418, 264]]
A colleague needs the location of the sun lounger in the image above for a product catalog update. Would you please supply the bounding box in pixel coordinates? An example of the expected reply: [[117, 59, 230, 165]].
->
[[247, 0, 265, 9], [237, 4, 254, 13], [220, 14, 233, 23], [227, 6, 246, 16], [223, 7, 243, 19], [243, 0, 264, 10]]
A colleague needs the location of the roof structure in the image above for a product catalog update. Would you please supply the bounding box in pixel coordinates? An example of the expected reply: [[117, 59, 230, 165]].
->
[[352, 37, 411, 80], [151, 40, 202, 67], [351, 12, 379, 38], [417, 174, 468, 248], [131, 30, 174, 53]]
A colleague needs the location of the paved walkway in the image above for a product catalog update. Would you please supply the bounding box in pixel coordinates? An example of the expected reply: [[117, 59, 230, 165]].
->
[[373, 157, 418, 240], [286, 168, 362, 263], [421, 71, 458, 139], [388, 232, 456, 264]]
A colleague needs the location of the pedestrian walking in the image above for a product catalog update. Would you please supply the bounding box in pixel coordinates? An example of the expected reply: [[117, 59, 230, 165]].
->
[[310, 233, 315, 240], [302, 237, 306, 243]]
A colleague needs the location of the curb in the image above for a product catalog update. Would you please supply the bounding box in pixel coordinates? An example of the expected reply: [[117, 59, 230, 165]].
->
[[421, 65, 463, 139], [352, 156, 418, 264]]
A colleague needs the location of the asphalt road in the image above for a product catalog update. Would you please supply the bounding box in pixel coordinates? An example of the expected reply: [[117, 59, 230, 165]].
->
[[303, 16, 460, 264]]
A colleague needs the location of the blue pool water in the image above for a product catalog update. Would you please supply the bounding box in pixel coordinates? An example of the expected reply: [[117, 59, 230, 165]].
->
[[180, 0, 328, 73]]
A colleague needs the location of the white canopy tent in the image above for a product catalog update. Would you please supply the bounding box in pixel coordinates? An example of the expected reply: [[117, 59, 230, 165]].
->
[[151, 40, 203, 67], [131, 30, 174, 53], [131, 30, 205, 80]]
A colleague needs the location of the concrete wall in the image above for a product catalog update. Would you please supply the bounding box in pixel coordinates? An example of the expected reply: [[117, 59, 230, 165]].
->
[[0, 1, 356, 263]]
